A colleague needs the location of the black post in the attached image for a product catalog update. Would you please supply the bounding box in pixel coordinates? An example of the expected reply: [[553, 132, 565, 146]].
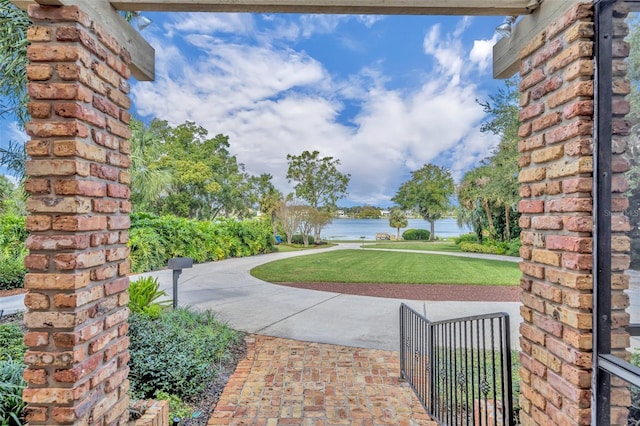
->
[[167, 257, 194, 310], [172, 269, 182, 309]]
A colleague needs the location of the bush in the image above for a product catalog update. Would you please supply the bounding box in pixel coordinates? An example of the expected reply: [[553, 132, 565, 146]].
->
[[402, 229, 430, 240], [129, 214, 274, 273], [128, 308, 242, 401], [0, 324, 26, 362], [128, 276, 171, 319], [453, 233, 478, 245], [459, 242, 507, 255], [0, 254, 26, 291], [458, 238, 521, 257], [506, 238, 521, 257], [0, 359, 26, 426], [291, 234, 314, 245], [0, 214, 27, 291]]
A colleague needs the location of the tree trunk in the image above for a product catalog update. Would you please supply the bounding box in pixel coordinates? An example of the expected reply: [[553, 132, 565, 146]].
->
[[429, 220, 435, 240], [483, 199, 495, 237], [397, 227, 400, 240], [314, 223, 321, 243], [271, 210, 278, 237], [504, 204, 511, 241]]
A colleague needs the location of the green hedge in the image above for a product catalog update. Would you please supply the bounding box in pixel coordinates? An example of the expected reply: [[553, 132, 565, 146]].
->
[[458, 238, 521, 257], [129, 213, 274, 273], [402, 229, 430, 240], [0, 215, 27, 291], [291, 234, 314, 245]]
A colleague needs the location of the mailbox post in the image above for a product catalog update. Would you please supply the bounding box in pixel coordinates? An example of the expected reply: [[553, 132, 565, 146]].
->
[[167, 257, 193, 309]]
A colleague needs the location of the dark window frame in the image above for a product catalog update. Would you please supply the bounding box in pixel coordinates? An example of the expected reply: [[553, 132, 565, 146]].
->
[[593, 0, 640, 423]]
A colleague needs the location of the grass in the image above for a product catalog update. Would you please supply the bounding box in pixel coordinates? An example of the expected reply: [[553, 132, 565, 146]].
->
[[273, 243, 336, 252], [363, 241, 462, 252], [251, 250, 520, 286]]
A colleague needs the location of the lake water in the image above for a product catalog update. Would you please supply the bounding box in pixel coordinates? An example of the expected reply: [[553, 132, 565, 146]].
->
[[320, 218, 471, 240]]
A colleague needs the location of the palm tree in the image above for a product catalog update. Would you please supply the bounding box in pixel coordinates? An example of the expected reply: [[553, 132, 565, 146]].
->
[[129, 118, 172, 212], [389, 208, 408, 240]]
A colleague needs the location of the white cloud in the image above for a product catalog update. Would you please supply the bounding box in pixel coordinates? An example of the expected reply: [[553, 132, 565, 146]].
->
[[163, 13, 255, 37], [132, 14, 498, 205], [469, 34, 499, 72]]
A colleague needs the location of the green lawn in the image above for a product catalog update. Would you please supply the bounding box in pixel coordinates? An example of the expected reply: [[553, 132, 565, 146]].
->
[[251, 249, 520, 286], [273, 243, 336, 252], [362, 241, 462, 252]]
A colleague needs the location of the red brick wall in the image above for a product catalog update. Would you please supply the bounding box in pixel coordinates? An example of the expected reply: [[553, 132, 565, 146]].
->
[[22, 4, 132, 424], [517, 3, 596, 425]]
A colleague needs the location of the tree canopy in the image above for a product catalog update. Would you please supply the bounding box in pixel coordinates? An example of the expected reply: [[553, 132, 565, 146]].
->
[[389, 208, 408, 240], [457, 77, 520, 242], [286, 150, 350, 241], [392, 163, 454, 240]]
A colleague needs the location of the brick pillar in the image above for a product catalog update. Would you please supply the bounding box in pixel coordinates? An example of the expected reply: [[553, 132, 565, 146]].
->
[[21, 5, 132, 424], [516, 3, 596, 425]]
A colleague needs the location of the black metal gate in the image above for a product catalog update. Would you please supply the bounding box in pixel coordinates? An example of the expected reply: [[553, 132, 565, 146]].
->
[[399, 304, 515, 425]]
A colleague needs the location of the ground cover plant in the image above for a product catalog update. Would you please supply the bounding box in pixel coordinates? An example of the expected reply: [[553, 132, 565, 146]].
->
[[128, 307, 243, 421], [251, 250, 520, 286], [0, 318, 26, 425], [363, 241, 462, 253]]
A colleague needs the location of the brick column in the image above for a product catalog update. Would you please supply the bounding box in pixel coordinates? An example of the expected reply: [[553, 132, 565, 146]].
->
[[21, 5, 132, 424], [516, 3, 596, 425]]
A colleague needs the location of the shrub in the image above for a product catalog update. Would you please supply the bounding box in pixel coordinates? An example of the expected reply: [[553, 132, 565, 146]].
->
[[291, 234, 314, 245], [453, 233, 478, 245], [0, 324, 26, 362], [402, 229, 430, 240], [128, 308, 242, 401], [0, 214, 27, 291], [128, 213, 274, 273], [0, 359, 26, 426], [0, 254, 26, 291], [153, 391, 193, 419], [506, 238, 522, 257], [459, 242, 507, 255], [128, 227, 167, 273], [128, 276, 171, 319]]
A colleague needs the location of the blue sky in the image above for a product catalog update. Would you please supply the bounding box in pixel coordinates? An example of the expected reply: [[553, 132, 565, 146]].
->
[[2, 12, 511, 207]]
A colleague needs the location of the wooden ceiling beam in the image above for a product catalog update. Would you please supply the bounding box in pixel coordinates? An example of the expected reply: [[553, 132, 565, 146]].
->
[[12, 0, 155, 81], [109, 0, 542, 16], [493, 0, 582, 79]]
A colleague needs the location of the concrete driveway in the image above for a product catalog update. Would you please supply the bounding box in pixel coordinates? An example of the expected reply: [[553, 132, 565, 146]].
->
[[137, 244, 523, 351]]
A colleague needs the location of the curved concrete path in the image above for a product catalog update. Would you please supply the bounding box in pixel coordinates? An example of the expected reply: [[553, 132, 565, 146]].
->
[[137, 243, 523, 351], [0, 244, 524, 350]]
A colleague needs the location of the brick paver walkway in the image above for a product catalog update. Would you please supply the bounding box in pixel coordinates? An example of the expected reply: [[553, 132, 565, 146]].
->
[[208, 335, 436, 425]]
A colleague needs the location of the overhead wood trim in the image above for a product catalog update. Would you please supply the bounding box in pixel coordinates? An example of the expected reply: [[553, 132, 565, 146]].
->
[[111, 0, 541, 16], [12, 0, 155, 81], [492, 0, 582, 79]]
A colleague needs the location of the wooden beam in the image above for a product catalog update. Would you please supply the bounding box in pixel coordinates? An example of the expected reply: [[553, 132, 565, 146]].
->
[[492, 0, 582, 79], [110, 0, 541, 16], [12, 0, 155, 81]]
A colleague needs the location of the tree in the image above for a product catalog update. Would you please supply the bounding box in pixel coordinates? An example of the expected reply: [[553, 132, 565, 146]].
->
[[276, 197, 305, 244], [357, 206, 381, 219], [159, 122, 255, 220], [286, 150, 350, 241], [389, 208, 408, 240], [392, 164, 454, 240], [129, 118, 172, 212], [0, 0, 29, 127], [255, 173, 283, 237]]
